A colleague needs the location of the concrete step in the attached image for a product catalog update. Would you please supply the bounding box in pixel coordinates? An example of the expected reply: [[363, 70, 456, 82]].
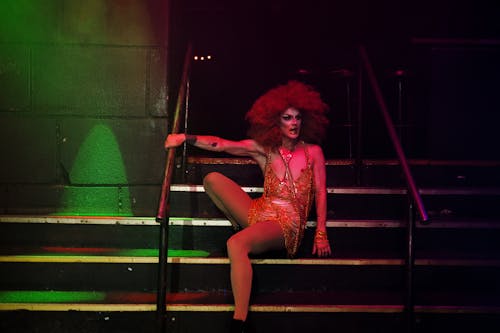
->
[[1, 156, 499, 332], [1, 290, 499, 332], [3, 158, 500, 217], [1, 247, 499, 303], [1, 289, 499, 313], [179, 157, 500, 188], [1, 309, 499, 333], [2, 216, 499, 258]]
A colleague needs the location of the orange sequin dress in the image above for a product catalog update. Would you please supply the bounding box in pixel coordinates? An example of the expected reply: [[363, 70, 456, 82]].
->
[[247, 145, 314, 257]]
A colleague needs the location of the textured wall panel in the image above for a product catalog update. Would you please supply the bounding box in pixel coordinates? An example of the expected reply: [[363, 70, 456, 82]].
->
[[127, 185, 161, 216], [6, 185, 124, 216], [0, 1, 169, 45], [0, 117, 58, 183], [56, 186, 123, 216], [149, 48, 168, 117], [0, 0, 63, 43], [33, 46, 148, 116], [0, 46, 31, 111], [5, 185, 63, 214], [0, 185, 6, 213], [60, 0, 169, 46]]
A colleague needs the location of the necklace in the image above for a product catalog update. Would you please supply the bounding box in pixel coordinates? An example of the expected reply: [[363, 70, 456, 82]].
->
[[279, 146, 293, 165], [277, 145, 298, 194]]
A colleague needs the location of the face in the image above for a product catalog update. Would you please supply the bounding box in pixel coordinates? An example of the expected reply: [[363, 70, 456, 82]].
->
[[279, 107, 302, 140]]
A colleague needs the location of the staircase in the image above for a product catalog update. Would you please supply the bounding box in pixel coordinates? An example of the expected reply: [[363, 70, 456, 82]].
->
[[1, 157, 500, 332]]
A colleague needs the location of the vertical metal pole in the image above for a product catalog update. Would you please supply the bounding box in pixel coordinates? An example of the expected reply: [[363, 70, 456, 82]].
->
[[355, 55, 364, 186], [157, 213, 170, 331], [157, 0, 172, 330], [156, 42, 193, 332], [359, 45, 428, 222], [346, 77, 353, 160], [397, 77, 403, 141], [181, 79, 191, 183], [406, 200, 415, 333]]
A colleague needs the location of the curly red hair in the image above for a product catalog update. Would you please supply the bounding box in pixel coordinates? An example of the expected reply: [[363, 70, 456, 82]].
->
[[245, 80, 329, 147]]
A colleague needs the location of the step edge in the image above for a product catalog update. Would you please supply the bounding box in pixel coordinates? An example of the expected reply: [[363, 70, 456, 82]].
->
[[1, 303, 499, 314], [2, 255, 500, 267], [0, 216, 405, 228], [0, 256, 405, 265], [187, 157, 500, 167], [4, 216, 499, 229]]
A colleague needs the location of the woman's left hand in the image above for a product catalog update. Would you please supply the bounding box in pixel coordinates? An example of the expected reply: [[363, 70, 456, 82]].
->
[[164, 133, 185, 149], [312, 239, 332, 257]]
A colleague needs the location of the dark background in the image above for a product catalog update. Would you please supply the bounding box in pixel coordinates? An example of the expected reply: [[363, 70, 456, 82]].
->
[[170, 0, 500, 159]]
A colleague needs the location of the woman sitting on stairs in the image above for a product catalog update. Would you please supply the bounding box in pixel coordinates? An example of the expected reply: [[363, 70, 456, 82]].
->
[[164, 80, 332, 333]]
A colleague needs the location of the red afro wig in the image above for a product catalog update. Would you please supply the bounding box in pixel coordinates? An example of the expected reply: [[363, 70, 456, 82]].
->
[[245, 80, 329, 147]]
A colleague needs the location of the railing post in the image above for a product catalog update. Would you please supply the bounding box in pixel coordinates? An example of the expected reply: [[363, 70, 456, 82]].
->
[[156, 42, 193, 332], [358, 45, 428, 223], [355, 54, 364, 186], [344, 70, 354, 160], [157, 210, 170, 331], [181, 78, 191, 183], [406, 200, 416, 333], [396, 71, 404, 142], [356, 45, 429, 332]]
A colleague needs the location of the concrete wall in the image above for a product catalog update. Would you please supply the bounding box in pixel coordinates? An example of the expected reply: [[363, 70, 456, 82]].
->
[[0, 0, 171, 216]]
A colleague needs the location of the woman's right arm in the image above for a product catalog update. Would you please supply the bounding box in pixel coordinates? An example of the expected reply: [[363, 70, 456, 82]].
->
[[164, 133, 264, 158]]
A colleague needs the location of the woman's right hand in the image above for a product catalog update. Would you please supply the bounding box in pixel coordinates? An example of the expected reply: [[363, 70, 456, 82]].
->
[[164, 133, 185, 149]]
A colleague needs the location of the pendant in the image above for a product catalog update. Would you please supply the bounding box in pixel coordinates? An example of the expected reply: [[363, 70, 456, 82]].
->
[[279, 147, 293, 164]]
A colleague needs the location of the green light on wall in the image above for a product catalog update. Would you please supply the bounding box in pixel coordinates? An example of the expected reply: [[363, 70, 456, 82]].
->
[[58, 123, 132, 216], [0, 291, 106, 303], [0, 0, 55, 42], [118, 249, 210, 257]]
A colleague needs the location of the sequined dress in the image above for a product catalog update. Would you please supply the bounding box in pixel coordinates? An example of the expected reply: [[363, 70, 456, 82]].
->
[[247, 145, 314, 257]]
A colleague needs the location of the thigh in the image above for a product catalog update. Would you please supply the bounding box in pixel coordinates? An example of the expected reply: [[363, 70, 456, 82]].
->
[[231, 221, 285, 255], [204, 172, 252, 226]]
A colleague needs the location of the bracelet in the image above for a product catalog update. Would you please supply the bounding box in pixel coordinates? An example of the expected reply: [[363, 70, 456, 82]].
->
[[185, 134, 197, 145], [314, 230, 328, 243]]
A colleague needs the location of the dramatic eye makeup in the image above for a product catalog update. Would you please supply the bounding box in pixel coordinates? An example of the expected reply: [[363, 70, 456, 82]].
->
[[281, 113, 301, 121]]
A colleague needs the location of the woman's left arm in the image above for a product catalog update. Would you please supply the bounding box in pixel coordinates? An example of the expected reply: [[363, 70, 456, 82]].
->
[[311, 145, 332, 257]]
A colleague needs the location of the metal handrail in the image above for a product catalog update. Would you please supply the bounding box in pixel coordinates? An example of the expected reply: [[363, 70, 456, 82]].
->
[[358, 45, 428, 333], [155, 43, 193, 330], [358, 45, 428, 223]]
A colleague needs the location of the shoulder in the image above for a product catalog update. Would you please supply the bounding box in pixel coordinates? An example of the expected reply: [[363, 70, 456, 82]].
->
[[304, 143, 324, 157], [304, 143, 325, 166]]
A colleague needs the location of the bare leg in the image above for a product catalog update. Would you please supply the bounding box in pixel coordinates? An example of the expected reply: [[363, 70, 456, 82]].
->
[[227, 221, 285, 321], [203, 172, 285, 321], [203, 172, 252, 229]]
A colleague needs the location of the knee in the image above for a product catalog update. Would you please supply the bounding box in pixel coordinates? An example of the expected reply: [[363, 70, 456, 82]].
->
[[227, 234, 248, 259], [203, 172, 222, 191]]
